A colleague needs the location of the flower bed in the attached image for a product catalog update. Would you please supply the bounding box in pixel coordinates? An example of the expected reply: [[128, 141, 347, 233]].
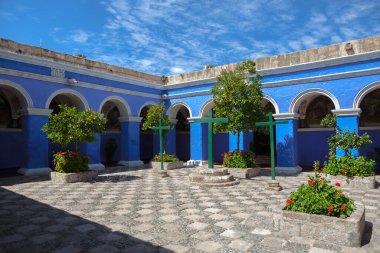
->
[[50, 171, 98, 183], [52, 151, 89, 173], [222, 150, 256, 168]]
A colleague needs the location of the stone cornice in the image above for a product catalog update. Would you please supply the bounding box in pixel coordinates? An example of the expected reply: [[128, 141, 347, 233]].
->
[[119, 116, 142, 122], [332, 108, 362, 116], [19, 108, 53, 116], [273, 113, 300, 120]]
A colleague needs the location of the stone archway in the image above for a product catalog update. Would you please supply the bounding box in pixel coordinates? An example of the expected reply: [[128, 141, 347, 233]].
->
[[175, 106, 190, 162]]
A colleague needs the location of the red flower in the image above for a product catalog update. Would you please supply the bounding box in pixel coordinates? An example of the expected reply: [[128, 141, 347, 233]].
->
[[319, 179, 324, 183], [335, 182, 341, 187], [337, 191, 342, 195], [307, 180, 313, 186], [340, 205, 346, 210], [341, 170, 346, 175], [286, 199, 292, 204], [328, 206, 334, 212]]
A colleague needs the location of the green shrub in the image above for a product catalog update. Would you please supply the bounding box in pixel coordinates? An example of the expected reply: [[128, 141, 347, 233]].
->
[[323, 151, 375, 177], [53, 151, 89, 173], [285, 173, 354, 218], [222, 150, 256, 168], [153, 153, 177, 162]]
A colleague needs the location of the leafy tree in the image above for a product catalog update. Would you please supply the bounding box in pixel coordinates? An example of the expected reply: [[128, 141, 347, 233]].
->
[[141, 103, 172, 153], [211, 60, 265, 150], [42, 105, 106, 151]]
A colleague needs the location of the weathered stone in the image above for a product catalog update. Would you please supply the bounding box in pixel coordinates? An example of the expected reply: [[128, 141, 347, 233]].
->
[[50, 171, 98, 183], [152, 161, 183, 170], [228, 167, 261, 179], [326, 174, 375, 189]]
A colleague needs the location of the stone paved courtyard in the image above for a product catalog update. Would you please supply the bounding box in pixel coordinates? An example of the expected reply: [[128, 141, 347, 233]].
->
[[0, 167, 379, 253]]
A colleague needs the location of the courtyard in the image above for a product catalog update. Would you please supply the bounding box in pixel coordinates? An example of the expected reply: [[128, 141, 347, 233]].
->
[[0, 166, 379, 253]]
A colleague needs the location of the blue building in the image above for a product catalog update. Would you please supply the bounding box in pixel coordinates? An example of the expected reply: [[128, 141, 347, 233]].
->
[[0, 36, 379, 175]]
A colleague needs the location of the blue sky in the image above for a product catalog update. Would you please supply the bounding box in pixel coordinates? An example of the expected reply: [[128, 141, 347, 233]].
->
[[0, 0, 379, 75]]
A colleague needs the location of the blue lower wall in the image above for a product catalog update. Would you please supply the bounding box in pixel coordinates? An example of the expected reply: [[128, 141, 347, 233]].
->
[[0, 130, 23, 168], [140, 133, 154, 162], [359, 129, 380, 172], [298, 130, 334, 167], [214, 133, 229, 162]]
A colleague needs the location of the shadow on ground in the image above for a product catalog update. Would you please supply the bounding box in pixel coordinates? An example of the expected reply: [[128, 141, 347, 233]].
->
[[0, 187, 173, 253]]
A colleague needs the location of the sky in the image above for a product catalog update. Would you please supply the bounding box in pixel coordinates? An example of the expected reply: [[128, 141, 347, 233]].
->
[[0, 0, 379, 76]]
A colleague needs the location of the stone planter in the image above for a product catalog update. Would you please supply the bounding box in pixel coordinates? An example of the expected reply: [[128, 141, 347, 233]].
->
[[151, 161, 183, 170], [326, 174, 376, 189], [279, 203, 365, 247], [227, 167, 261, 179], [50, 171, 98, 183]]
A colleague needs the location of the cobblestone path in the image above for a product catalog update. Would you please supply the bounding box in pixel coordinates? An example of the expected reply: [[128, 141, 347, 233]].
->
[[0, 167, 379, 253]]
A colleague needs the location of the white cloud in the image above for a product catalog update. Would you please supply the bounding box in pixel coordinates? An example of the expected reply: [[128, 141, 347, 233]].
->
[[70, 30, 90, 43], [170, 67, 186, 74]]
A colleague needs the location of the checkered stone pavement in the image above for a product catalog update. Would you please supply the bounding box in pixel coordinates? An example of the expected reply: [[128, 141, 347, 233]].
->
[[0, 167, 379, 253]]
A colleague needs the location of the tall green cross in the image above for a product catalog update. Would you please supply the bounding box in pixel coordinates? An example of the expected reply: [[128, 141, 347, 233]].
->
[[150, 119, 171, 171], [192, 110, 229, 168], [255, 112, 288, 180]]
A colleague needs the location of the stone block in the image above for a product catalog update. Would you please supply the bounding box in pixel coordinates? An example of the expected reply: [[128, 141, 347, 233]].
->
[[228, 167, 261, 178], [152, 161, 183, 170], [326, 174, 375, 189], [50, 171, 98, 183]]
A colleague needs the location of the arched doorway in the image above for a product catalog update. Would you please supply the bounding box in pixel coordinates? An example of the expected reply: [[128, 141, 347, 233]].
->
[[139, 106, 154, 163], [254, 100, 276, 165], [358, 88, 380, 172], [100, 101, 121, 166], [295, 93, 336, 166], [175, 106, 190, 161], [0, 83, 28, 171]]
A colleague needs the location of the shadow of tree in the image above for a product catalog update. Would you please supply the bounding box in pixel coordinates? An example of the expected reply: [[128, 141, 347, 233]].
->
[[0, 187, 174, 253]]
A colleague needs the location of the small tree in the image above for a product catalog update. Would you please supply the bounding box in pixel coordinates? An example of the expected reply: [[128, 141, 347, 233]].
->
[[211, 60, 265, 150], [141, 103, 172, 153], [42, 105, 106, 151]]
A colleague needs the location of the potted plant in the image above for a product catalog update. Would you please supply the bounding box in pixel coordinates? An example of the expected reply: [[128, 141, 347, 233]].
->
[[151, 153, 183, 170], [211, 60, 265, 178], [279, 163, 365, 247], [222, 150, 260, 178], [321, 114, 375, 189], [42, 105, 106, 183]]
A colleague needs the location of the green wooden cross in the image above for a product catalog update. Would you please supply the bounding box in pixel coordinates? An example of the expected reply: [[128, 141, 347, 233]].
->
[[255, 112, 288, 180], [192, 110, 229, 168], [150, 119, 171, 171]]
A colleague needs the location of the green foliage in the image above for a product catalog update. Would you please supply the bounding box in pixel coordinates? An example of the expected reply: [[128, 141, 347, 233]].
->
[[320, 114, 337, 128], [153, 153, 177, 162], [141, 103, 171, 138], [323, 151, 375, 177], [285, 173, 354, 218], [328, 131, 372, 156], [222, 150, 256, 168], [211, 60, 265, 149], [104, 138, 118, 165], [42, 105, 106, 151], [52, 151, 89, 173]]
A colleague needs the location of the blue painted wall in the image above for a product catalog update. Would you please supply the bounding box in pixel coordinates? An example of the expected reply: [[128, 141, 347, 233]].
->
[[0, 130, 23, 168], [100, 133, 121, 163], [298, 130, 333, 166]]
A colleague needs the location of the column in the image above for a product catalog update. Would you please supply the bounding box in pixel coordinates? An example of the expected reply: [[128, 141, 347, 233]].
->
[[273, 113, 301, 174], [332, 109, 361, 157], [119, 116, 144, 167], [86, 133, 105, 171], [229, 131, 252, 151], [187, 118, 207, 165], [166, 118, 177, 155], [18, 108, 52, 176]]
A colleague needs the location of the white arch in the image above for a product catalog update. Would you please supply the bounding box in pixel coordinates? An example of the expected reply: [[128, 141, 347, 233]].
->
[[262, 94, 279, 114], [167, 101, 193, 119], [45, 89, 89, 111], [138, 101, 158, 116], [0, 79, 33, 108], [353, 80, 380, 109], [289, 88, 340, 113], [98, 95, 132, 117], [199, 99, 214, 118]]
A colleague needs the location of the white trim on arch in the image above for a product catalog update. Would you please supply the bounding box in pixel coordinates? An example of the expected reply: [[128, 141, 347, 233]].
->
[[353, 80, 380, 109], [289, 88, 340, 113], [262, 94, 279, 114], [138, 101, 158, 116], [45, 88, 89, 111], [199, 99, 214, 118], [0, 79, 34, 108], [98, 95, 132, 117], [166, 101, 193, 119]]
